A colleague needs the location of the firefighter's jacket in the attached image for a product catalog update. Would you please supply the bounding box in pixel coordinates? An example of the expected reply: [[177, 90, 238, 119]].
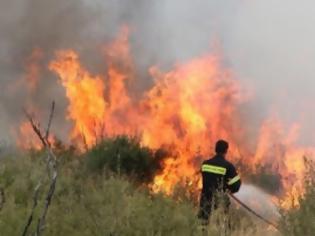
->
[[200, 154, 241, 206]]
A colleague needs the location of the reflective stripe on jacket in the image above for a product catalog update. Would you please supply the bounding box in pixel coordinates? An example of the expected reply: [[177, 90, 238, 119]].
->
[[201, 155, 241, 198]]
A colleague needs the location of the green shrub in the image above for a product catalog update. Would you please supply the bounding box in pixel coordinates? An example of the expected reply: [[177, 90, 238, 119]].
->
[[85, 135, 164, 183]]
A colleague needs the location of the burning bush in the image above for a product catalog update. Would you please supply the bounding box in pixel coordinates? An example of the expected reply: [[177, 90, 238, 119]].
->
[[280, 159, 315, 235], [85, 135, 164, 183]]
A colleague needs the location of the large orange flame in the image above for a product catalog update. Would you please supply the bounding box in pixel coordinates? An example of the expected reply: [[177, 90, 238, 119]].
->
[[49, 50, 107, 146]]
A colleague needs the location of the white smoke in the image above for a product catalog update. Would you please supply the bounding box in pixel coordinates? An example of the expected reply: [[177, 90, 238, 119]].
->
[[0, 0, 314, 148], [234, 184, 280, 223]]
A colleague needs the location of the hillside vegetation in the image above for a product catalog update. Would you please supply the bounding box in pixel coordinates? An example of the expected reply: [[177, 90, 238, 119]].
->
[[0, 137, 313, 235]]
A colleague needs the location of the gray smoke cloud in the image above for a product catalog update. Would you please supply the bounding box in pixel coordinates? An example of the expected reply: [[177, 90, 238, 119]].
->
[[0, 0, 134, 141], [0, 0, 314, 146], [224, 0, 315, 146]]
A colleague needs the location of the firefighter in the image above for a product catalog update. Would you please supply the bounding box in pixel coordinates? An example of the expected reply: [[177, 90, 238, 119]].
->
[[198, 139, 241, 222]]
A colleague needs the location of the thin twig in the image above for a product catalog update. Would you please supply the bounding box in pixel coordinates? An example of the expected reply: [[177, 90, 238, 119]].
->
[[23, 109, 47, 148], [36, 171, 57, 235], [45, 101, 55, 145], [22, 183, 41, 236]]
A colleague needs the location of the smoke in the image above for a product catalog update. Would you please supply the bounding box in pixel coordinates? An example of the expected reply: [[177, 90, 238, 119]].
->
[[0, 0, 131, 141], [224, 0, 315, 146], [0, 0, 314, 147], [235, 184, 280, 223]]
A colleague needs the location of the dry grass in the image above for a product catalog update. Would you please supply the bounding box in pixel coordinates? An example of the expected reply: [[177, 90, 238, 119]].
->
[[0, 144, 312, 235]]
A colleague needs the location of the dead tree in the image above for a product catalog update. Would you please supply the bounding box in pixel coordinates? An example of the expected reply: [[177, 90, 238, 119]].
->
[[22, 102, 58, 236]]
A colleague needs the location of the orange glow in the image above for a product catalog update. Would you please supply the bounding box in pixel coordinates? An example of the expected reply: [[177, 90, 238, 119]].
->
[[16, 122, 42, 150], [253, 117, 314, 207]]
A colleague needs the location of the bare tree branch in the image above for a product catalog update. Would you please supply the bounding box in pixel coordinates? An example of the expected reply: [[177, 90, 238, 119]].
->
[[22, 183, 41, 236], [45, 101, 55, 145], [23, 109, 47, 148], [22, 102, 58, 236], [36, 171, 57, 235]]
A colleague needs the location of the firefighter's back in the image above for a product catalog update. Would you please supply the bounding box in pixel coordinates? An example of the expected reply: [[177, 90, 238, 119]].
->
[[201, 155, 230, 198]]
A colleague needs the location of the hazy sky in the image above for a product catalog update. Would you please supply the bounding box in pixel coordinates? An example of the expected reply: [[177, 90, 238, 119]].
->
[[0, 0, 314, 144]]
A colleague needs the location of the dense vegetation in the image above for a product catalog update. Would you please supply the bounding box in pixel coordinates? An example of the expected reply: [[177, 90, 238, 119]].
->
[[85, 135, 165, 183], [0, 137, 313, 235]]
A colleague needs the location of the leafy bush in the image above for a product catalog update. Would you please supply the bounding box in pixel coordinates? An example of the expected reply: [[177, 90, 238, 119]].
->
[[85, 135, 164, 183]]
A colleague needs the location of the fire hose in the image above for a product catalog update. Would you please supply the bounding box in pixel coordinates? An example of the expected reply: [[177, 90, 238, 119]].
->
[[229, 193, 280, 231]]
